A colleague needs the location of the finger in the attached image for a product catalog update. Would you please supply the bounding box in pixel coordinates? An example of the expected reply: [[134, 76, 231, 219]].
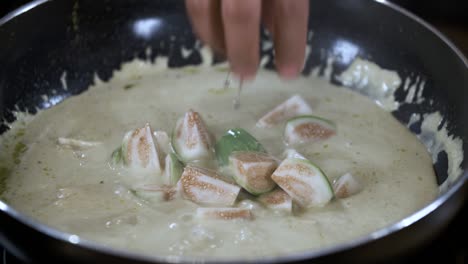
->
[[271, 0, 309, 79], [261, 0, 275, 37], [222, 0, 262, 80], [186, 0, 225, 54]]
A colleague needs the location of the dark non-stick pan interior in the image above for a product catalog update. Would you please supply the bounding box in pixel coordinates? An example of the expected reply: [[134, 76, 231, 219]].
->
[[0, 0, 467, 263]]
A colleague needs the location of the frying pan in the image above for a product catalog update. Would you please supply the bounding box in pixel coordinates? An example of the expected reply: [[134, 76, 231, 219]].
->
[[0, 0, 467, 263]]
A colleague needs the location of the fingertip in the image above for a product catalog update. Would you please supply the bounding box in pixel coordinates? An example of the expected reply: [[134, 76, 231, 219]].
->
[[221, 0, 261, 82], [232, 67, 258, 81], [185, 0, 225, 58], [269, 0, 308, 81], [277, 64, 301, 80]]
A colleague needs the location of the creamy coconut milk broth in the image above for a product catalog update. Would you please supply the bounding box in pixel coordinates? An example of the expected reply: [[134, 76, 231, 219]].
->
[[0, 58, 438, 260]]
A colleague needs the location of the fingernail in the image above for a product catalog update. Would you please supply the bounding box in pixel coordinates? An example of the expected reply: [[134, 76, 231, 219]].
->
[[279, 65, 300, 80]]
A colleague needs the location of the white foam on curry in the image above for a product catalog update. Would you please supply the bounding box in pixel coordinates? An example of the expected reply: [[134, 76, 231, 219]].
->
[[41, 94, 48, 102], [310, 66, 320, 77], [307, 31, 314, 42], [60, 71, 68, 91], [199, 46, 214, 67], [145, 47, 152, 60], [403, 76, 426, 104], [416, 81, 425, 103], [407, 113, 421, 128], [181, 46, 192, 59], [88, 56, 171, 90], [336, 58, 402, 111], [323, 56, 334, 81], [405, 112, 463, 192], [316, 54, 463, 189], [305, 45, 312, 62], [82, 46, 217, 95], [403, 76, 412, 91], [262, 40, 273, 51], [419, 112, 463, 193]]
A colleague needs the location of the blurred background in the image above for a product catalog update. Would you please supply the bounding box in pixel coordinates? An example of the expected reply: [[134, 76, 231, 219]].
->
[[1, 0, 468, 57], [391, 0, 468, 56]]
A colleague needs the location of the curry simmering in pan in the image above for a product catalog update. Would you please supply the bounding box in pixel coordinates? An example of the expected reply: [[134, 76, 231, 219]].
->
[[0, 57, 438, 260]]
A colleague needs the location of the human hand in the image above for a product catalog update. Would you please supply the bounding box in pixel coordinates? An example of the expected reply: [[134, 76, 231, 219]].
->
[[186, 0, 309, 80]]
